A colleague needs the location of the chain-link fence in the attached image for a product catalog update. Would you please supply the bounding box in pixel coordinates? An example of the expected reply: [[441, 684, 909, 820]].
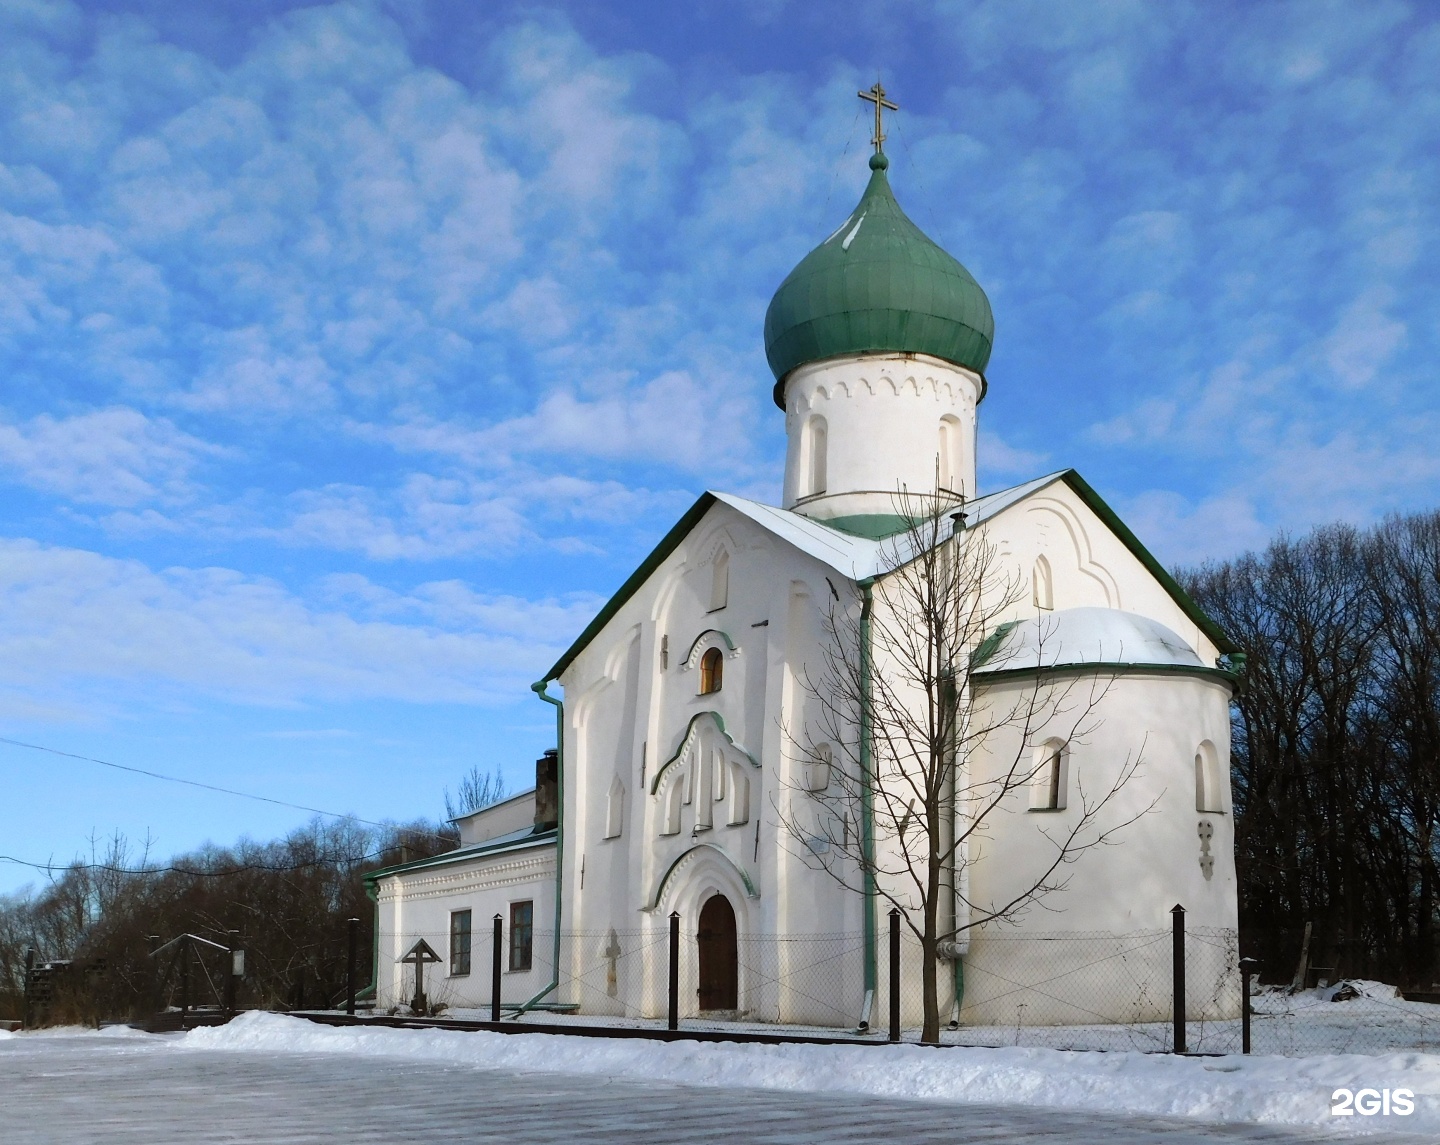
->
[[372, 915, 1440, 1055]]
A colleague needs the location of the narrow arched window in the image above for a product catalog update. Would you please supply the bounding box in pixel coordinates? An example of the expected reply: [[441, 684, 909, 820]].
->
[[1032, 555, 1054, 611], [1031, 740, 1067, 810], [807, 416, 828, 496], [699, 647, 724, 694], [604, 775, 625, 839], [806, 743, 832, 792], [709, 549, 729, 612], [1195, 740, 1224, 812], [938, 415, 962, 493]]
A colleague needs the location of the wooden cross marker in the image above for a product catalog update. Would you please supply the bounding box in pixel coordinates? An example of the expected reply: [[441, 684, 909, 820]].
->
[[858, 81, 899, 153]]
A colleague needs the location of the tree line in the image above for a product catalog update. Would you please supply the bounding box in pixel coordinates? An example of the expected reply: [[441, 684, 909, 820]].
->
[[0, 817, 454, 1024], [1182, 507, 1440, 988]]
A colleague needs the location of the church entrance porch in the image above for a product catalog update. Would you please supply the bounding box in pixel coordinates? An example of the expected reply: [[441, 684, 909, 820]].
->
[[697, 894, 738, 1013]]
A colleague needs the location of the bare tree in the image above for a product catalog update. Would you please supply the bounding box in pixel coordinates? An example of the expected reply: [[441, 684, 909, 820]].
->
[[444, 764, 509, 821], [778, 494, 1150, 1043]]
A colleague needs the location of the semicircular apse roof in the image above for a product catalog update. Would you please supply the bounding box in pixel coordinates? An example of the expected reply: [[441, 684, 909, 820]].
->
[[972, 607, 1206, 674]]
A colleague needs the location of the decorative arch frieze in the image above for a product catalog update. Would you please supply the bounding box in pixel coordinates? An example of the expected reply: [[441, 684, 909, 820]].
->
[[681, 628, 739, 671], [643, 842, 759, 912], [650, 711, 759, 837]]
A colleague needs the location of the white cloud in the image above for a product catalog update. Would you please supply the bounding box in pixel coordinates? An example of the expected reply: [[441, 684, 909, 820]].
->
[[1116, 488, 1272, 568], [0, 536, 600, 708], [977, 430, 1049, 483], [1322, 287, 1407, 388], [0, 407, 219, 505]]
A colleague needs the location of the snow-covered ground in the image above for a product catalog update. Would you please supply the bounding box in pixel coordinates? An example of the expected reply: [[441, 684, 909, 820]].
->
[[171, 1011, 1439, 1137], [421, 978, 1440, 1057], [5, 1005, 1439, 1137]]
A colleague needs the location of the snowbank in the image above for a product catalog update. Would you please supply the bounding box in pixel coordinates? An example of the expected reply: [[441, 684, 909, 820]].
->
[[187, 1012, 1440, 1135]]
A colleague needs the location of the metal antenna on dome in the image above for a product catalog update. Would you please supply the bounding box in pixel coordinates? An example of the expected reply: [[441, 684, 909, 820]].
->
[[858, 82, 898, 154]]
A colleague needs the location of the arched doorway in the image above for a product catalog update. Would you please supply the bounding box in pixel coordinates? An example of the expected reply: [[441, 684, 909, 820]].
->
[[696, 894, 738, 1012]]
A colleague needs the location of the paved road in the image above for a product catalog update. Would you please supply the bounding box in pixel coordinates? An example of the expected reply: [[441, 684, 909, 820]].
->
[[0, 1034, 1428, 1144]]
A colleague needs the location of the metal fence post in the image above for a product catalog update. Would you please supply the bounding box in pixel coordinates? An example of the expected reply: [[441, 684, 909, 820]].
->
[[146, 935, 160, 1017], [225, 930, 238, 1017], [180, 935, 191, 1021], [491, 914, 503, 1023], [22, 948, 35, 1030], [346, 918, 358, 1016], [888, 909, 901, 1043], [668, 911, 680, 1031], [1171, 903, 1186, 1053], [1240, 956, 1258, 1055]]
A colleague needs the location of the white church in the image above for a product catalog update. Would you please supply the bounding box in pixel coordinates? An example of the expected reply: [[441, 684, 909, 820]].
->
[[368, 116, 1241, 1031]]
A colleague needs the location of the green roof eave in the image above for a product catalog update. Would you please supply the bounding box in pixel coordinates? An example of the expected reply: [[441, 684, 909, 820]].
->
[[364, 827, 558, 882], [972, 661, 1239, 689], [541, 492, 718, 684], [1056, 471, 1240, 656]]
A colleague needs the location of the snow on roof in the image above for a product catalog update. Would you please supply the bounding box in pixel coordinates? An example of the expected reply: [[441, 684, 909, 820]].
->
[[542, 470, 1236, 683], [712, 472, 1066, 583], [973, 607, 1206, 674]]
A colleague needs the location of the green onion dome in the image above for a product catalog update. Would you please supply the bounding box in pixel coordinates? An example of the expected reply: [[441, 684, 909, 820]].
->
[[764, 152, 994, 407]]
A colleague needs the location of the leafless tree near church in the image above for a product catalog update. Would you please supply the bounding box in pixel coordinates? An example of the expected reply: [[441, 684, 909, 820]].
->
[[777, 492, 1152, 1043]]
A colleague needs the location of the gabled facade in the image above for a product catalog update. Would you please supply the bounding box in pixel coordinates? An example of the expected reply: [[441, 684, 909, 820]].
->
[[370, 144, 1241, 1029]]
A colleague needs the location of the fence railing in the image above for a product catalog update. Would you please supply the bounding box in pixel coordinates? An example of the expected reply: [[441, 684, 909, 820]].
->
[[369, 903, 1440, 1057]]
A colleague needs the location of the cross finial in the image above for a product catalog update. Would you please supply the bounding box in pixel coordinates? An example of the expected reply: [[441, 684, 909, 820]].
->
[[858, 81, 899, 154]]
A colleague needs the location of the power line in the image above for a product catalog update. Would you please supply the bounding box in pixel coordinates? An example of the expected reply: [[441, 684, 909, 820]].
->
[[0, 850, 393, 878], [0, 734, 387, 825], [0, 735, 454, 843]]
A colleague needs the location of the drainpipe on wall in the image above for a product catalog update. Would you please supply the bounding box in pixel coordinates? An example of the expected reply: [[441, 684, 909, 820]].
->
[[514, 679, 565, 1017], [857, 577, 878, 1030], [357, 877, 380, 1004]]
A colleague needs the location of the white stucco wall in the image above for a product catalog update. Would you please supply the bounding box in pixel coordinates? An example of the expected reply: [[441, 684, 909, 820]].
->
[[978, 480, 1223, 666], [559, 502, 865, 1022], [454, 789, 536, 846], [374, 841, 556, 1012], [780, 352, 983, 522]]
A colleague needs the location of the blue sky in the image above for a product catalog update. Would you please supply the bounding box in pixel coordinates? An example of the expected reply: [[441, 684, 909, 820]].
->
[[2, 0, 1437, 891]]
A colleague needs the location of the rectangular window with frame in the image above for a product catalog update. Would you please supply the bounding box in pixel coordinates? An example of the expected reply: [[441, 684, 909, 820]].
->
[[449, 909, 472, 977], [509, 900, 533, 972]]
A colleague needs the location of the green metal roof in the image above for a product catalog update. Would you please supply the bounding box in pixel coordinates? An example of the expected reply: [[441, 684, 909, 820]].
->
[[764, 152, 994, 407]]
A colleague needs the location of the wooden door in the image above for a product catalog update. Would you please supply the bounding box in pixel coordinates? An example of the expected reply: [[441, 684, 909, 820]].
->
[[696, 894, 738, 1011]]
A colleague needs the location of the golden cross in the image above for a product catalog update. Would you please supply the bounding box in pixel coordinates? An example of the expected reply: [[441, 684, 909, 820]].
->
[[858, 81, 899, 153]]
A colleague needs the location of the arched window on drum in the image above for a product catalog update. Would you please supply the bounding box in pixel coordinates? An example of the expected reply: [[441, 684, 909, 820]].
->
[[937, 415, 963, 495], [805, 416, 828, 497]]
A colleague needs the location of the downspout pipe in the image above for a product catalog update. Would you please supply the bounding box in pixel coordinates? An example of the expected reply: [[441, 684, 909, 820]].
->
[[358, 876, 380, 1003], [858, 577, 878, 1029], [515, 679, 565, 1017]]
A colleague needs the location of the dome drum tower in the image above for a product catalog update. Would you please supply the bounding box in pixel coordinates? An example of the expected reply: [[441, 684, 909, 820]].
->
[[765, 150, 994, 539], [780, 352, 983, 536]]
